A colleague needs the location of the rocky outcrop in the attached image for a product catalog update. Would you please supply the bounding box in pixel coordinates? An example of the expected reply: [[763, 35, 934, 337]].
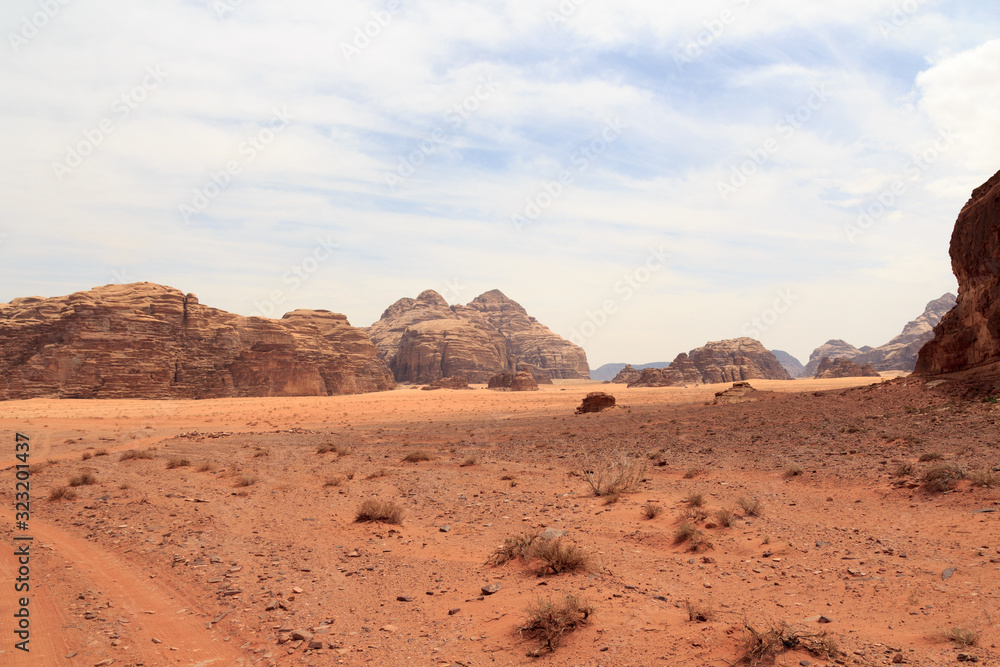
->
[[0, 283, 395, 399], [366, 289, 589, 383], [610, 364, 641, 384], [771, 350, 805, 378], [713, 381, 759, 404], [854, 294, 957, 372], [801, 340, 862, 378], [814, 357, 881, 379], [420, 375, 471, 391], [917, 169, 1000, 384], [575, 392, 616, 413], [487, 371, 538, 391], [592, 362, 669, 381], [628, 339, 791, 387]]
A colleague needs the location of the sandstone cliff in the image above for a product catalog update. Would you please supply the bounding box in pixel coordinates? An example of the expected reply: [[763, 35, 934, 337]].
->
[[801, 340, 863, 378], [366, 289, 589, 383], [0, 283, 395, 399], [916, 169, 1000, 385], [814, 357, 881, 379], [628, 338, 791, 387]]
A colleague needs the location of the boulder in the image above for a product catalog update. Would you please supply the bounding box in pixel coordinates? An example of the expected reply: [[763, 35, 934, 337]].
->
[[0, 283, 395, 399], [917, 169, 1000, 386], [575, 392, 616, 413], [814, 357, 881, 379], [487, 371, 538, 391], [713, 381, 759, 404]]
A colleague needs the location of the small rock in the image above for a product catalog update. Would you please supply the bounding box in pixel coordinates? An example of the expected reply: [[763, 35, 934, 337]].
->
[[482, 582, 502, 595], [448, 608, 461, 615], [292, 586, 304, 594], [307, 640, 323, 650], [291, 629, 314, 642], [817, 615, 834, 623], [892, 654, 904, 664], [439, 525, 451, 533], [380, 625, 396, 633], [942, 567, 956, 579], [94, 660, 114, 667], [396, 596, 413, 602], [151, 637, 162, 644], [957, 654, 979, 663]]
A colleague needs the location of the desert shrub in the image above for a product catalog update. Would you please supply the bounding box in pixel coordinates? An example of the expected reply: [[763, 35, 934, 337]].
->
[[970, 469, 999, 488], [684, 599, 714, 622], [682, 506, 709, 522], [921, 463, 965, 493], [683, 467, 704, 479], [354, 499, 403, 524], [919, 452, 944, 462], [500, 474, 515, 481], [533, 538, 590, 575], [944, 626, 978, 647], [81, 452, 92, 461], [119, 449, 154, 461], [94, 449, 108, 457], [366, 467, 390, 479], [893, 463, 914, 477], [48, 486, 77, 501], [686, 492, 705, 507], [737, 496, 763, 517], [235, 474, 257, 487], [582, 449, 647, 498], [674, 522, 699, 544], [783, 463, 804, 478], [316, 444, 334, 454], [460, 455, 478, 467], [323, 475, 345, 487], [737, 622, 839, 666], [345, 471, 356, 480], [197, 461, 214, 472], [642, 503, 663, 519], [713, 508, 735, 528], [252, 448, 268, 458], [317, 443, 351, 456], [487, 532, 539, 567], [166, 457, 190, 469], [68, 472, 97, 487], [403, 450, 436, 463], [517, 595, 592, 655]]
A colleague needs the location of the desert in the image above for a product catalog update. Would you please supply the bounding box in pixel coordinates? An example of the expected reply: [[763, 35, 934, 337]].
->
[[2, 374, 999, 667]]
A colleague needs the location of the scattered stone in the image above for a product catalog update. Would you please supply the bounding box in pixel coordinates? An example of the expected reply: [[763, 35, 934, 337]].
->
[[893, 654, 904, 664], [481, 582, 502, 595], [307, 640, 323, 650], [94, 660, 114, 666], [291, 629, 314, 642], [380, 625, 396, 633], [957, 654, 979, 663], [575, 392, 616, 414], [439, 525, 451, 533], [448, 608, 461, 615], [396, 596, 413, 602], [942, 567, 956, 579]]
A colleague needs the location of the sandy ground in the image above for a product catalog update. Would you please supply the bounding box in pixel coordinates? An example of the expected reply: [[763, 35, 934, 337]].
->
[[1, 375, 998, 666]]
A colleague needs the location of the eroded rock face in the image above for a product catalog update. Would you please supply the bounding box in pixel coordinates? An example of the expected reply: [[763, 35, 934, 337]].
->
[[801, 340, 863, 378], [917, 169, 1000, 384], [610, 364, 641, 384], [713, 381, 759, 404], [366, 289, 589, 383], [771, 350, 805, 378], [628, 339, 790, 387], [814, 357, 881, 379], [420, 376, 471, 391], [0, 283, 395, 399], [487, 371, 538, 391], [576, 392, 616, 413]]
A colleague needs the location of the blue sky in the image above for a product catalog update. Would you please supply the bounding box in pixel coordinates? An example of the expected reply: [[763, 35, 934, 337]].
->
[[1, 0, 998, 368]]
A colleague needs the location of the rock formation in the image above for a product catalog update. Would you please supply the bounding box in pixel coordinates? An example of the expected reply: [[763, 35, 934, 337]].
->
[[610, 364, 641, 384], [916, 169, 1000, 385], [487, 371, 538, 391], [420, 376, 471, 391], [592, 361, 669, 381], [801, 340, 863, 378], [713, 381, 759, 404], [628, 338, 791, 387], [0, 283, 395, 399], [366, 289, 589, 383], [575, 392, 616, 413], [814, 357, 881, 379], [771, 350, 805, 378]]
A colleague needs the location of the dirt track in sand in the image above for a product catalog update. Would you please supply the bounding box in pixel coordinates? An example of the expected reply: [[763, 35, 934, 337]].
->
[[1, 376, 999, 666]]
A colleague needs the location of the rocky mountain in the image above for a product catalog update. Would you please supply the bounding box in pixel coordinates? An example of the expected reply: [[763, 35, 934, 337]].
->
[[770, 350, 805, 378], [800, 294, 957, 377], [814, 357, 880, 379], [801, 340, 863, 378], [593, 361, 669, 382], [628, 338, 791, 387], [366, 289, 589, 383], [0, 283, 395, 399], [917, 169, 1000, 386]]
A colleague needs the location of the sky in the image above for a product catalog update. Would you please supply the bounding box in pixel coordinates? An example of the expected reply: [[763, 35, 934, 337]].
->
[[1, 1, 998, 369]]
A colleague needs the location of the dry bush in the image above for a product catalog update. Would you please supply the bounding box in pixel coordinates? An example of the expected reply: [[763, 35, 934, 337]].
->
[[119, 449, 154, 461], [460, 455, 478, 467], [674, 522, 699, 544], [516, 595, 592, 655], [684, 599, 714, 622], [197, 461, 214, 472], [783, 463, 804, 478], [354, 499, 403, 524], [403, 450, 436, 463], [736, 622, 839, 666], [533, 538, 590, 575], [81, 452, 92, 460], [500, 474, 515, 481], [235, 474, 256, 487], [686, 492, 705, 507], [366, 467, 390, 479], [166, 457, 190, 469], [94, 449, 108, 457], [893, 463, 914, 477], [683, 467, 704, 479], [323, 475, 345, 487], [970, 469, 999, 488], [345, 471, 356, 480], [919, 452, 944, 462], [602, 490, 622, 505], [48, 486, 77, 501], [68, 472, 97, 487], [317, 443, 351, 456], [642, 503, 663, 519], [316, 444, 334, 454], [713, 508, 735, 528], [682, 506, 709, 523], [252, 448, 268, 458], [944, 626, 978, 647], [487, 532, 539, 567], [737, 496, 763, 517], [921, 463, 965, 493], [582, 449, 647, 498]]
